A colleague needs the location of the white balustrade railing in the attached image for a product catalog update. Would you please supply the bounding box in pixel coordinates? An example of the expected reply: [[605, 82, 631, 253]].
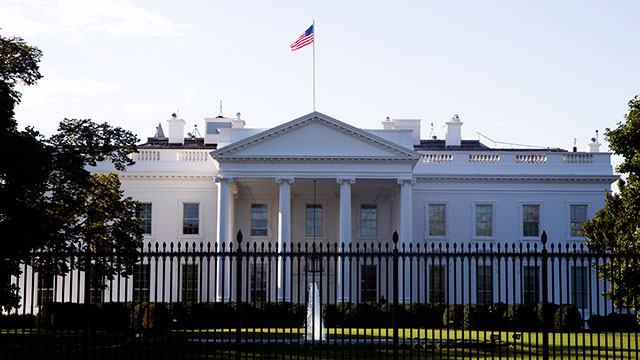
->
[[515, 154, 547, 164], [422, 153, 453, 163], [563, 153, 593, 164], [176, 151, 210, 162], [131, 150, 160, 161], [468, 153, 500, 164]]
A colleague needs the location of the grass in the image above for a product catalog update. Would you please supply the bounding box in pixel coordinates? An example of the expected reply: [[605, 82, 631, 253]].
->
[[1, 327, 638, 359]]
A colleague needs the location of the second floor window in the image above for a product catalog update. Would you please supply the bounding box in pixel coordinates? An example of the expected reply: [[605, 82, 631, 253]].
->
[[360, 205, 377, 237], [475, 204, 493, 237], [251, 204, 268, 236], [522, 204, 539, 237], [305, 204, 322, 237], [570, 205, 587, 237], [183, 203, 199, 235], [137, 203, 152, 235], [429, 204, 446, 236]]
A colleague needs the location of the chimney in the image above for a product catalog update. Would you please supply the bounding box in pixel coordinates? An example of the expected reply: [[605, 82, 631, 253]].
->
[[445, 114, 462, 147], [167, 113, 186, 144], [381, 116, 394, 130], [232, 112, 246, 128], [587, 137, 601, 153]]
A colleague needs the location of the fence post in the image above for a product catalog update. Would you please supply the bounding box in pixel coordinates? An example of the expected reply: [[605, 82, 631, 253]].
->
[[236, 230, 243, 360], [541, 231, 549, 360], [83, 246, 91, 359], [392, 230, 399, 360]]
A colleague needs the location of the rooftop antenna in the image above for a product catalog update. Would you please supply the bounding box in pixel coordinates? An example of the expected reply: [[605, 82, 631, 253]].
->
[[176, 108, 179, 118], [595, 130, 599, 142], [429, 122, 437, 140], [573, 138, 577, 152], [187, 124, 201, 138], [218, 100, 224, 117]]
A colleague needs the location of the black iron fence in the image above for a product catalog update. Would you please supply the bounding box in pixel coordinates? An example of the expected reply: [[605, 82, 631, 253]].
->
[[2, 230, 639, 359]]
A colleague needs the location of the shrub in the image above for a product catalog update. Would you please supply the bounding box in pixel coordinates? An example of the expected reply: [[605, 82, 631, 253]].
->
[[554, 304, 583, 331], [507, 304, 537, 330], [587, 314, 606, 331], [535, 302, 559, 330], [486, 302, 508, 330], [39, 303, 94, 329], [96, 302, 130, 330], [443, 304, 463, 329], [411, 303, 445, 328], [0, 314, 36, 328], [605, 312, 640, 332]]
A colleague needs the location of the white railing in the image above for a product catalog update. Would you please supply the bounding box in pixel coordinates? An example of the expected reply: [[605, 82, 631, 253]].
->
[[422, 153, 453, 163], [176, 151, 210, 162], [131, 150, 160, 161], [563, 153, 593, 164], [515, 154, 547, 164], [468, 153, 500, 164]]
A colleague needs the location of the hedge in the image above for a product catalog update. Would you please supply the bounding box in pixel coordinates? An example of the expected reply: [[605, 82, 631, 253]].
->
[[31, 301, 590, 331]]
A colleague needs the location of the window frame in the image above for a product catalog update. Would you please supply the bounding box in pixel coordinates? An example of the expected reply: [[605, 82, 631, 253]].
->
[[360, 264, 378, 302], [250, 203, 269, 237], [133, 264, 151, 302], [137, 202, 153, 236], [522, 265, 540, 304], [359, 204, 378, 238], [567, 203, 589, 240], [250, 263, 268, 302], [181, 264, 199, 302], [424, 202, 449, 240], [180, 201, 202, 237], [37, 271, 55, 307], [429, 263, 447, 303], [304, 203, 324, 238], [519, 203, 542, 240], [476, 264, 493, 305], [472, 202, 496, 240], [571, 265, 589, 309]]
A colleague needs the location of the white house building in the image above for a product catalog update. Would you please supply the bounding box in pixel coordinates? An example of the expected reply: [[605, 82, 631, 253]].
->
[[22, 111, 617, 312]]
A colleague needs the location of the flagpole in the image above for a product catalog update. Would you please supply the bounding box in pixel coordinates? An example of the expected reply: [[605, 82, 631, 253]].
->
[[312, 19, 316, 112]]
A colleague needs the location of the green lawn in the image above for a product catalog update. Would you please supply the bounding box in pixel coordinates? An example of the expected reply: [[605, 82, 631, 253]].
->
[[1, 328, 638, 359]]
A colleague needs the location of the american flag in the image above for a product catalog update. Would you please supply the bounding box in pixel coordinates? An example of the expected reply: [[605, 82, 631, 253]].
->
[[290, 25, 314, 51]]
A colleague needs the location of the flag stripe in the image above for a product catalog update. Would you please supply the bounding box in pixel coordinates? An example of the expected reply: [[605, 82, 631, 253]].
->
[[290, 25, 314, 51]]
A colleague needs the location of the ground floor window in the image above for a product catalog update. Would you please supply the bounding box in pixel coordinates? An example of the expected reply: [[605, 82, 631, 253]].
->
[[133, 264, 150, 302], [571, 265, 588, 309], [476, 264, 493, 305], [360, 264, 377, 302], [523, 265, 539, 304], [181, 264, 198, 302], [90, 276, 105, 304], [250, 263, 267, 302], [37, 271, 54, 306], [429, 264, 446, 303]]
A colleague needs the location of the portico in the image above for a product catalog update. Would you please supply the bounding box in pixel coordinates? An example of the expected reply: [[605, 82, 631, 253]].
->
[[210, 113, 420, 301]]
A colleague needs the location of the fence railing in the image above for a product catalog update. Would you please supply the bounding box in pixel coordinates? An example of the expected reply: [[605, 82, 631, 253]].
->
[[2, 230, 640, 360]]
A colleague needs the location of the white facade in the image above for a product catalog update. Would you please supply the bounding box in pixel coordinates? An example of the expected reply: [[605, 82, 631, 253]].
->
[[20, 111, 617, 311]]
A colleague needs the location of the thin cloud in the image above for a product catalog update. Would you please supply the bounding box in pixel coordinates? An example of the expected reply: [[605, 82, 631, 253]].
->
[[19, 76, 124, 106], [1, 0, 191, 42]]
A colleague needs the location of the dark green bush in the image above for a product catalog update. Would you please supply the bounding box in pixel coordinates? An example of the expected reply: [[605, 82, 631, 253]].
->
[[486, 302, 508, 330], [96, 302, 130, 330], [605, 313, 640, 331], [39, 303, 95, 329], [554, 304, 583, 331], [443, 304, 463, 329], [463, 304, 489, 330], [507, 304, 537, 330], [411, 303, 445, 328], [587, 315, 606, 331], [0, 314, 36, 328], [535, 302, 559, 330]]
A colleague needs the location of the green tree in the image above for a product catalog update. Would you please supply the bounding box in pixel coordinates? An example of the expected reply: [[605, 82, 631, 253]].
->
[[584, 95, 640, 311], [0, 34, 142, 311]]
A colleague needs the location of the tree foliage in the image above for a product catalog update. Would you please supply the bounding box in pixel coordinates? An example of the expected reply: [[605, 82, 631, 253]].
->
[[0, 34, 142, 311], [584, 95, 640, 310]]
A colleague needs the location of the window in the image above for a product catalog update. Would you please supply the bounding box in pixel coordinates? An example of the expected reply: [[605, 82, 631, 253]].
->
[[475, 204, 493, 237], [360, 205, 377, 237], [428, 204, 446, 236], [183, 203, 199, 235], [306, 257, 323, 273], [90, 276, 105, 304], [429, 264, 446, 303], [251, 204, 268, 236], [250, 263, 267, 302], [133, 264, 150, 302], [305, 204, 322, 237], [522, 205, 539, 237], [522, 265, 539, 304], [137, 203, 152, 235], [570, 205, 587, 237], [37, 271, 54, 306], [181, 264, 198, 302], [571, 266, 588, 309], [476, 264, 493, 305], [360, 264, 377, 302]]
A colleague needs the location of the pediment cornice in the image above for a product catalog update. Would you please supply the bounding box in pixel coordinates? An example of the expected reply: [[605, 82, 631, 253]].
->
[[415, 175, 619, 183], [211, 112, 421, 163]]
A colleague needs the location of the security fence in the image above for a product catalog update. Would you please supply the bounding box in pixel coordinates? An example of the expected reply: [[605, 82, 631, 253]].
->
[[1, 230, 639, 359]]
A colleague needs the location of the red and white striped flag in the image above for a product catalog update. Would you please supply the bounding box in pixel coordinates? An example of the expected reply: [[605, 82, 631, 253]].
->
[[290, 24, 314, 51]]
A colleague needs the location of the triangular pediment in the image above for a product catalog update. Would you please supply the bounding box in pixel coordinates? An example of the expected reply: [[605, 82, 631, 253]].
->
[[211, 112, 420, 163]]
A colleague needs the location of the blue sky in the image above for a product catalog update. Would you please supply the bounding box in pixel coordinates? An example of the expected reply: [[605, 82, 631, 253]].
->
[[3, 0, 639, 164]]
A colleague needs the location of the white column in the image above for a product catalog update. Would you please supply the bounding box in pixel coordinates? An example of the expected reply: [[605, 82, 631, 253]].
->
[[215, 176, 232, 301], [398, 178, 415, 303], [276, 177, 294, 302], [337, 177, 355, 303]]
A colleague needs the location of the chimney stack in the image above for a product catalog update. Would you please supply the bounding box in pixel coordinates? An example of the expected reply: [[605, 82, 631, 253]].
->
[[587, 137, 601, 153], [445, 114, 462, 147], [167, 113, 186, 144]]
